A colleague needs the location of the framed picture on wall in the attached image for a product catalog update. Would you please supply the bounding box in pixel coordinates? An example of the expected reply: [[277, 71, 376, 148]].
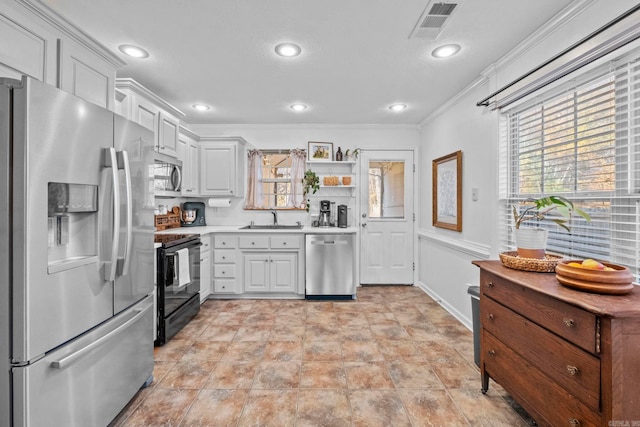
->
[[308, 141, 333, 161], [432, 150, 462, 231]]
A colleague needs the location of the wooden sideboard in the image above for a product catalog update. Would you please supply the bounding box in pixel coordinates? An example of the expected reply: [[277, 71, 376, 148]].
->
[[473, 260, 640, 427]]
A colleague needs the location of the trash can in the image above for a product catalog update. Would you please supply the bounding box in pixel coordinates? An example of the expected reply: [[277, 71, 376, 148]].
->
[[467, 285, 481, 367]]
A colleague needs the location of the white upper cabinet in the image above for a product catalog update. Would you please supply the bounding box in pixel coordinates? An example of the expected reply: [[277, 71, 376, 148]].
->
[[0, 1, 123, 110], [178, 127, 199, 196], [157, 111, 180, 158], [199, 136, 247, 197], [115, 79, 185, 158]]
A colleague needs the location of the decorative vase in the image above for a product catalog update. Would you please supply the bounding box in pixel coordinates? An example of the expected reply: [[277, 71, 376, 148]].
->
[[515, 228, 548, 259]]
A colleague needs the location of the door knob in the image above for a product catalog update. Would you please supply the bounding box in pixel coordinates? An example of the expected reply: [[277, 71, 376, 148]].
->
[[362, 223, 367, 228]]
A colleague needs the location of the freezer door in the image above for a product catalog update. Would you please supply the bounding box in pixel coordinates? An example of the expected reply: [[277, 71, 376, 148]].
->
[[11, 77, 114, 362], [11, 296, 154, 427], [113, 115, 155, 313]]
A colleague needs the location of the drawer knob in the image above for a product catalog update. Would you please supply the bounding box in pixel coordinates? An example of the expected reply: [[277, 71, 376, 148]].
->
[[566, 365, 579, 376], [488, 350, 496, 356], [222, 242, 226, 245], [222, 271, 225, 274], [283, 242, 287, 245], [568, 418, 580, 427], [487, 314, 494, 320], [563, 318, 575, 328], [222, 256, 226, 260], [487, 281, 494, 287]]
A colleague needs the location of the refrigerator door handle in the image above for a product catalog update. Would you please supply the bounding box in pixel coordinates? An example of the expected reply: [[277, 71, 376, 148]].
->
[[50, 303, 151, 369], [116, 149, 133, 277], [103, 147, 120, 281]]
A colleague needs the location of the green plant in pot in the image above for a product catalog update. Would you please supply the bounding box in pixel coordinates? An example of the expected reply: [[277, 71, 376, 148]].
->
[[513, 196, 590, 259], [302, 169, 320, 212]]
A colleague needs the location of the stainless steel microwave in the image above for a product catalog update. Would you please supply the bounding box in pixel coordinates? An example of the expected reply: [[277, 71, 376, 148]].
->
[[154, 153, 182, 197]]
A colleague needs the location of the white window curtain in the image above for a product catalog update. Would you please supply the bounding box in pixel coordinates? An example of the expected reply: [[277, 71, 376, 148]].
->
[[499, 51, 640, 279], [288, 149, 306, 208], [245, 149, 264, 209]]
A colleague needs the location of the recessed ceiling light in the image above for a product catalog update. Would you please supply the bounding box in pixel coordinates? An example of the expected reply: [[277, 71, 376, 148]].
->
[[192, 104, 210, 111], [275, 43, 302, 57], [118, 44, 149, 58], [431, 44, 461, 58], [388, 103, 407, 112], [290, 104, 307, 111]]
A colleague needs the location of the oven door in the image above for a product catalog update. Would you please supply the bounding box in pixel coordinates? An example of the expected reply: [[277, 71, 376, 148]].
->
[[162, 243, 200, 317], [156, 240, 200, 345]]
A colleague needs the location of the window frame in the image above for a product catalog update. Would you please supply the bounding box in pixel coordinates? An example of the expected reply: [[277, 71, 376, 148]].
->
[[499, 56, 640, 279]]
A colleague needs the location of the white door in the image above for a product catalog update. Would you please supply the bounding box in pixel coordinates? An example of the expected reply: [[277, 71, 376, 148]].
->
[[359, 150, 414, 284]]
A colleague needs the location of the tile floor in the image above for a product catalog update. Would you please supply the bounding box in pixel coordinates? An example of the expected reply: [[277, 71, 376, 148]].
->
[[111, 286, 533, 427]]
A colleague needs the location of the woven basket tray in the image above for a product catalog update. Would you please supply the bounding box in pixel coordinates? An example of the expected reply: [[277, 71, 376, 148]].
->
[[499, 251, 563, 273]]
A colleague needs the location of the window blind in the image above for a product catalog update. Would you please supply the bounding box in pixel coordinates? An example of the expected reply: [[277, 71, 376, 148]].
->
[[499, 53, 640, 279]]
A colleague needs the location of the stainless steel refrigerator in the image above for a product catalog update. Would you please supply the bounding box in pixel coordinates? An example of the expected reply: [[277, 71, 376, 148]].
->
[[0, 76, 156, 426]]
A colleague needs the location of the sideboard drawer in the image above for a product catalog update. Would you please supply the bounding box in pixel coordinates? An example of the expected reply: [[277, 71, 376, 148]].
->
[[483, 331, 601, 427], [480, 271, 597, 353], [482, 296, 600, 410]]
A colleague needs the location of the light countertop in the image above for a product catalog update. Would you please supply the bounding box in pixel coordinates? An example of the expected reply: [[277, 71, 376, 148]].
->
[[156, 225, 358, 235]]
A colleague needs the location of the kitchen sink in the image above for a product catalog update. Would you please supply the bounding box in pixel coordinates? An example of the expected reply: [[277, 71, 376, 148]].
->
[[240, 223, 304, 230]]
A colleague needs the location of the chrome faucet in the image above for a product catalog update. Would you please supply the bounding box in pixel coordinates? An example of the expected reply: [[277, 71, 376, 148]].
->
[[270, 209, 278, 225]]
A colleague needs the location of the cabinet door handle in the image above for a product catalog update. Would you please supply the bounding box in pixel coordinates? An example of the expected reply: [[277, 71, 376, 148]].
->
[[563, 318, 575, 327], [566, 365, 579, 376], [568, 418, 580, 426], [252, 242, 255, 245], [487, 314, 494, 320]]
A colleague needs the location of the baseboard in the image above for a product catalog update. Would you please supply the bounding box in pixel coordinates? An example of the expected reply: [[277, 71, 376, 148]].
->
[[415, 280, 473, 331]]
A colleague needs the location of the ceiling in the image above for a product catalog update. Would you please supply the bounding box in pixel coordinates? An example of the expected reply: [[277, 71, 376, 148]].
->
[[41, 0, 576, 125]]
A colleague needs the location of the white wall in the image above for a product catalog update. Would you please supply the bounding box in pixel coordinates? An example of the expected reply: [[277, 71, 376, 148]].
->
[[416, 0, 638, 329], [188, 124, 420, 226]]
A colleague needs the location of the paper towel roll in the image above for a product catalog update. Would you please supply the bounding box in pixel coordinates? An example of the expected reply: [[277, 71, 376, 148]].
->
[[208, 198, 232, 207]]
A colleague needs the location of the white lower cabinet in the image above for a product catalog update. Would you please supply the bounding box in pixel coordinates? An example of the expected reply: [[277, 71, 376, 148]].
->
[[213, 235, 240, 294], [199, 234, 212, 303], [211, 233, 304, 296], [243, 253, 297, 293]]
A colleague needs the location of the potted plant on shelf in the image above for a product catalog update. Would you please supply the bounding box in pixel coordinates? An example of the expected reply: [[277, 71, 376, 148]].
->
[[513, 196, 590, 259], [302, 169, 320, 212]]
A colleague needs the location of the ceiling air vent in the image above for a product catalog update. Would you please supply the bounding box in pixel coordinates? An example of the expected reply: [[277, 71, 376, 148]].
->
[[409, 2, 459, 40]]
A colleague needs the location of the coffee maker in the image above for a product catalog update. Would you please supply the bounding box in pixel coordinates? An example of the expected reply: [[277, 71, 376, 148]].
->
[[181, 201, 206, 227], [319, 200, 331, 227]]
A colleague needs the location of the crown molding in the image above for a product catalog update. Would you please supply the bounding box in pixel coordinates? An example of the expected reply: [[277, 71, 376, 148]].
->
[[419, 0, 596, 128], [187, 123, 420, 131], [17, 0, 126, 69], [481, 0, 597, 78], [115, 78, 185, 119]]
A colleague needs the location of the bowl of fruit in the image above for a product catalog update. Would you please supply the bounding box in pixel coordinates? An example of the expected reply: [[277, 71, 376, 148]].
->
[[555, 259, 635, 295]]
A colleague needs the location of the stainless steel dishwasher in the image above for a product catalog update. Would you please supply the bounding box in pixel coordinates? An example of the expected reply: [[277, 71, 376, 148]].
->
[[305, 233, 355, 299]]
